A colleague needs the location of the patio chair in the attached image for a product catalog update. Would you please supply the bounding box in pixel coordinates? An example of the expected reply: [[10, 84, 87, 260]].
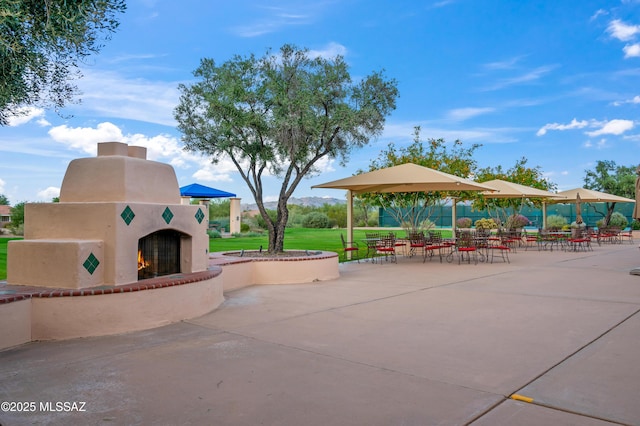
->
[[566, 228, 592, 252], [425, 231, 449, 263], [598, 227, 622, 244], [523, 231, 539, 251], [340, 233, 360, 263], [448, 230, 478, 264], [619, 228, 633, 244], [407, 231, 426, 260], [487, 238, 510, 263], [499, 229, 522, 253], [376, 234, 397, 263]]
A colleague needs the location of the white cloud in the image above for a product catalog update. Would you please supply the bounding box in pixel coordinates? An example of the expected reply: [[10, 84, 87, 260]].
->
[[590, 9, 608, 21], [482, 65, 557, 91], [192, 166, 235, 183], [612, 95, 640, 106], [585, 119, 634, 137], [536, 118, 589, 136], [48, 122, 124, 155], [75, 69, 181, 126], [311, 155, 335, 175], [44, 121, 269, 193], [583, 138, 609, 149], [446, 107, 495, 121], [308, 42, 348, 59], [607, 19, 640, 42], [46, 121, 204, 170], [36, 117, 51, 126], [36, 186, 61, 201], [232, 6, 312, 37], [0, 178, 5, 193], [6, 107, 46, 127], [623, 43, 640, 58], [482, 56, 525, 71]]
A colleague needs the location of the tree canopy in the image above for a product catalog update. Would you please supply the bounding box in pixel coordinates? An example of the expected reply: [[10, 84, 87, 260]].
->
[[357, 126, 481, 232], [0, 0, 126, 125], [174, 44, 399, 252], [583, 160, 637, 225], [473, 157, 556, 224]]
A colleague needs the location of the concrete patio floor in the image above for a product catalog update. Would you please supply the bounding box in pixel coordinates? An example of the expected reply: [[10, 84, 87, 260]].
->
[[1, 242, 640, 425]]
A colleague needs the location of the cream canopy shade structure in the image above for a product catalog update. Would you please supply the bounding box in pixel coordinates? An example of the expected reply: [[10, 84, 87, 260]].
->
[[553, 187, 636, 204], [312, 163, 497, 243], [313, 163, 498, 194], [479, 179, 565, 199], [550, 188, 634, 230], [479, 179, 567, 229]]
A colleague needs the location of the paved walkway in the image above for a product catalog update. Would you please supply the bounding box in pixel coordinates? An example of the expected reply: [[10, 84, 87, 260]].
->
[[1, 243, 640, 425]]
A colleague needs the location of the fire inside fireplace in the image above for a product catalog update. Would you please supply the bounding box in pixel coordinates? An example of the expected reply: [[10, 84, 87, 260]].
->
[[138, 230, 183, 280]]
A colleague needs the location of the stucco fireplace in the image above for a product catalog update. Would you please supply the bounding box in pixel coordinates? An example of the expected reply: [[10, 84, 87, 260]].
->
[[7, 141, 209, 289]]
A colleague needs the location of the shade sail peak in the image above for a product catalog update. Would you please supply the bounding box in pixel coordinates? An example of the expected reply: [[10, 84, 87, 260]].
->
[[552, 187, 635, 204], [312, 163, 496, 194], [479, 179, 566, 199]]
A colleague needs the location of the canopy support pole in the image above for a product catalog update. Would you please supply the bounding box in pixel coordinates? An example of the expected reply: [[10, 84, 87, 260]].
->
[[451, 198, 457, 234], [347, 190, 354, 260]]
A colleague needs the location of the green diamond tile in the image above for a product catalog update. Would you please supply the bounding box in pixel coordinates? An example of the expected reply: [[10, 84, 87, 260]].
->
[[162, 207, 174, 224], [120, 205, 135, 226], [83, 253, 100, 275], [195, 208, 205, 224]]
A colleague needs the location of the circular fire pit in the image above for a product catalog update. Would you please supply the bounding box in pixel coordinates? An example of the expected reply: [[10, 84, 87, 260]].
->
[[210, 250, 339, 291]]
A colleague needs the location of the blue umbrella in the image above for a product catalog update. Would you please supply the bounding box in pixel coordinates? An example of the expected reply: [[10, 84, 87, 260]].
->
[[179, 183, 236, 198]]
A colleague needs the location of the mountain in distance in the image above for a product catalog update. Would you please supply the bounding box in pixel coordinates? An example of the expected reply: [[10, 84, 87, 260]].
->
[[242, 196, 346, 211]]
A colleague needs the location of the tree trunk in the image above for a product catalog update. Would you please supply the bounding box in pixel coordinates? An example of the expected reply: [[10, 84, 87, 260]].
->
[[603, 202, 615, 226], [267, 198, 289, 253]]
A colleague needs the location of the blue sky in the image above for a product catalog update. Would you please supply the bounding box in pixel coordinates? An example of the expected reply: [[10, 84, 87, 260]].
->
[[2, 0, 640, 206]]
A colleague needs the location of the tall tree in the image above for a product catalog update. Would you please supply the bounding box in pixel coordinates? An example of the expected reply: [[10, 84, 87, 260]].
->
[[357, 126, 481, 232], [175, 44, 398, 253], [583, 160, 637, 225], [0, 194, 9, 205], [7, 200, 24, 234], [1, 0, 126, 125], [473, 157, 556, 224]]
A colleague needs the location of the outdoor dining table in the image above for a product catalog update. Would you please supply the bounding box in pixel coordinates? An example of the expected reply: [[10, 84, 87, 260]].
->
[[538, 231, 570, 251]]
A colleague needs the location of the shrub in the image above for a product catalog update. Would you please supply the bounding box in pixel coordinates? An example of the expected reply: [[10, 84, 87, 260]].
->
[[302, 212, 331, 228], [211, 216, 230, 232], [596, 212, 628, 229], [6, 223, 24, 236], [456, 217, 472, 228], [240, 223, 251, 232], [546, 214, 567, 230], [632, 220, 640, 230], [231, 231, 265, 238], [207, 229, 221, 238], [474, 218, 497, 230], [505, 214, 530, 229], [255, 209, 277, 229]]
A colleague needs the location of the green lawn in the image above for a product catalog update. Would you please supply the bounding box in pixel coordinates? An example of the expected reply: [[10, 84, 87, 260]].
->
[[208, 228, 375, 254], [209, 227, 452, 254], [0, 238, 20, 281], [0, 229, 454, 280]]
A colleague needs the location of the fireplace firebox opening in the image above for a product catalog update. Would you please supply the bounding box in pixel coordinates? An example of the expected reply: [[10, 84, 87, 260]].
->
[[138, 230, 187, 280]]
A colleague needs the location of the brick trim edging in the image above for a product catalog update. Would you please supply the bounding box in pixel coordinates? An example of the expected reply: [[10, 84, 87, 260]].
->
[[0, 268, 223, 305]]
